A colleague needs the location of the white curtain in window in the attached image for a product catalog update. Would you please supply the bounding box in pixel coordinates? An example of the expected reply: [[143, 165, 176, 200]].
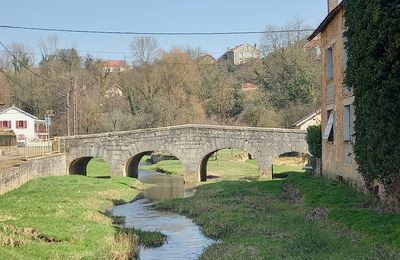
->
[[323, 112, 334, 140]]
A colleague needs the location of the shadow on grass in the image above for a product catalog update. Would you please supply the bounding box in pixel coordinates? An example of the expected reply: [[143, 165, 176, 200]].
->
[[273, 173, 289, 179], [91, 176, 111, 179]]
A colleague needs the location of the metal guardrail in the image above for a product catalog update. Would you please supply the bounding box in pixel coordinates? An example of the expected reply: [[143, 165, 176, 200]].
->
[[24, 138, 61, 158]]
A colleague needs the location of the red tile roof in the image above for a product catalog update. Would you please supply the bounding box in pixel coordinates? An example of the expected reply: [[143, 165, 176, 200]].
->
[[103, 60, 127, 68]]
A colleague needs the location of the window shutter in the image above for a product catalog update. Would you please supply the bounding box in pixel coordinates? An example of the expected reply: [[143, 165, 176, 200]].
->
[[323, 112, 334, 140], [8, 121, 11, 128], [326, 47, 334, 80], [343, 106, 351, 141], [24, 120, 27, 128]]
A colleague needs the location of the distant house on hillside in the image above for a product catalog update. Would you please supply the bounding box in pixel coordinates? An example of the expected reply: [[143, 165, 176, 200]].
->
[[241, 82, 258, 91], [0, 106, 48, 144], [103, 60, 128, 73], [292, 109, 321, 130], [195, 54, 216, 64], [218, 44, 261, 65]]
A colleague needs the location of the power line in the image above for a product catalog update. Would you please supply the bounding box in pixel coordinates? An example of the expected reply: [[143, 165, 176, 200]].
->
[[0, 40, 57, 83], [0, 25, 315, 36], [0, 69, 23, 90]]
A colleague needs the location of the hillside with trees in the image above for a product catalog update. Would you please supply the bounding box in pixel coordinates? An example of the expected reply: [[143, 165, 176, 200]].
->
[[0, 21, 320, 135]]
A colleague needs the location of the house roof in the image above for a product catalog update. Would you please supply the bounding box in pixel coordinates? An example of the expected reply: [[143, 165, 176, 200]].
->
[[292, 109, 321, 127], [218, 43, 260, 60], [304, 35, 321, 49], [229, 43, 259, 52], [196, 54, 216, 63], [308, 1, 345, 41], [0, 106, 39, 120], [103, 60, 127, 68]]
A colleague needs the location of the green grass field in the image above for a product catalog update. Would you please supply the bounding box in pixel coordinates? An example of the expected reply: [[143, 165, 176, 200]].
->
[[1, 155, 399, 259], [157, 172, 400, 259], [0, 159, 163, 259]]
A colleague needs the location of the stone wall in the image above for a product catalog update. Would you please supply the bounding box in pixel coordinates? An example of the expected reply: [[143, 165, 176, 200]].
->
[[0, 154, 67, 195], [61, 124, 308, 183]]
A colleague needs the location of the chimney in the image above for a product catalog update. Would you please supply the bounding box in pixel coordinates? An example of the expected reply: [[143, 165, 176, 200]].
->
[[254, 43, 257, 49], [227, 47, 230, 51], [327, 0, 339, 13]]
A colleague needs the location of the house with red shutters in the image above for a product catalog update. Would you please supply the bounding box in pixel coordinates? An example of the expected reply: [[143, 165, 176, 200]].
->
[[0, 106, 48, 144]]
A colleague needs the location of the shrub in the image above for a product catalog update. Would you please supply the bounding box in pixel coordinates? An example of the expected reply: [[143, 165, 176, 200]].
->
[[306, 125, 321, 159]]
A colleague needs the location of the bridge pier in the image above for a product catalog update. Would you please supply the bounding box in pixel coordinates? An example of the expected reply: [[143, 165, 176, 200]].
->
[[182, 161, 200, 183], [259, 167, 273, 180], [257, 155, 273, 180]]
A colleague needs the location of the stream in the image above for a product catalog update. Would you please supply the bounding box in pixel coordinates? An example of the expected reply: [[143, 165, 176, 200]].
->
[[112, 169, 214, 260]]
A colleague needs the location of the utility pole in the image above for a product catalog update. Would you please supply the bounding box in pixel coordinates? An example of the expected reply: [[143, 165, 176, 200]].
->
[[66, 91, 70, 136], [73, 76, 78, 135]]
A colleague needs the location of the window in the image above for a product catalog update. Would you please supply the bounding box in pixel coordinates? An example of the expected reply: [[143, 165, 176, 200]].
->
[[16, 120, 27, 129], [0, 121, 11, 128], [326, 46, 334, 81], [240, 52, 244, 58], [17, 134, 26, 141], [323, 110, 334, 142], [343, 105, 353, 141], [343, 37, 348, 71]]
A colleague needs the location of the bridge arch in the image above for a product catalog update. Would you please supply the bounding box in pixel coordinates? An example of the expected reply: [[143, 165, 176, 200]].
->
[[69, 156, 112, 176], [125, 149, 182, 179], [198, 145, 262, 182], [69, 157, 93, 175]]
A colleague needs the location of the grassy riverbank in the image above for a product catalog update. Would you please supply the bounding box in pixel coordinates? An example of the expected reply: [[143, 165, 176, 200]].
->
[[157, 172, 400, 259], [0, 159, 163, 259]]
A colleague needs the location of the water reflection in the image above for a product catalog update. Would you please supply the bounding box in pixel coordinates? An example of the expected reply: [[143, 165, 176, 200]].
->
[[113, 199, 214, 260], [138, 170, 185, 201], [112, 169, 213, 260]]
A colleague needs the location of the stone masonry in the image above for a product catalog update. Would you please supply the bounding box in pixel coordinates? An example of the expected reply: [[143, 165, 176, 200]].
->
[[0, 154, 66, 195], [61, 124, 308, 183]]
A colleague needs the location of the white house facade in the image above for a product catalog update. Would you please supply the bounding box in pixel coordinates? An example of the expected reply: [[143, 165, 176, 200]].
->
[[0, 106, 48, 144], [218, 44, 261, 65]]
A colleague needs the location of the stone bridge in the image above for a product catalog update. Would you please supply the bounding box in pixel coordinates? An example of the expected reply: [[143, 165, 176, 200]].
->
[[60, 124, 308, 183]]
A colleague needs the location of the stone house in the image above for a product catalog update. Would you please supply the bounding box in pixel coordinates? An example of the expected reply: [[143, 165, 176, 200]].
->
[[308, 0, 362, 186], [218, 43, 261, 65]]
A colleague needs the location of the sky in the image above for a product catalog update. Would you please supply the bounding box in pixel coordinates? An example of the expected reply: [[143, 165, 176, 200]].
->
[[0, 0, 327, 63]]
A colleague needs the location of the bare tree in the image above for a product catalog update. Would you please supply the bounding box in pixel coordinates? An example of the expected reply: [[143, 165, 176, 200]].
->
[[130, 36, 160, 66], [260, 17, 311, 56], [7, 43, 34, 72], [38, 34, 58, 62]]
